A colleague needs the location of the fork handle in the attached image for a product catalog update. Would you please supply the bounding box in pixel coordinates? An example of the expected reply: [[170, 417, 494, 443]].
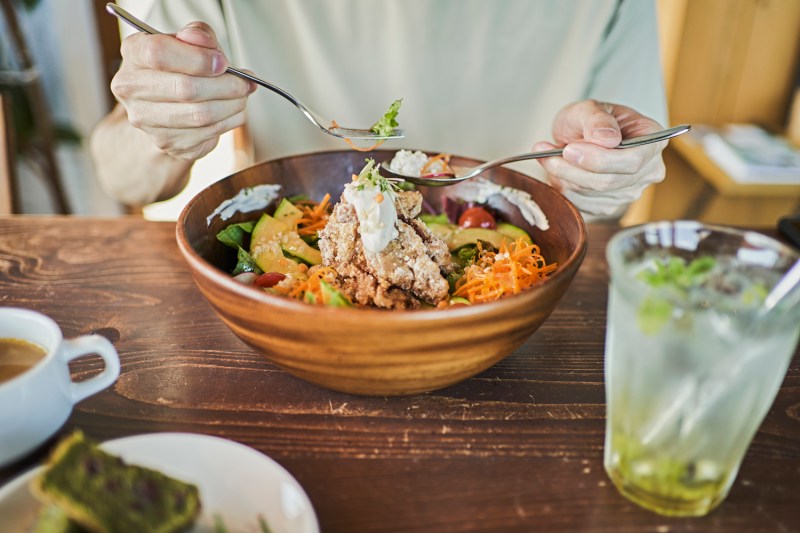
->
[[470, 149, 565, 175], [471, 125, 691, 176], [224, 67, 313, 117], [106, 3, 161, 34]]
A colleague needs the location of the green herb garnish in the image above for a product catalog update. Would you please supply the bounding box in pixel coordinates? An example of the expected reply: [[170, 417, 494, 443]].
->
[[370, 98, 402, 137], [354, 158, 399, 195]]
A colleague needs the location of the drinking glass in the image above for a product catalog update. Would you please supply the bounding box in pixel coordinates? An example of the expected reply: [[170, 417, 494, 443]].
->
[[603, 221, 800, 516]]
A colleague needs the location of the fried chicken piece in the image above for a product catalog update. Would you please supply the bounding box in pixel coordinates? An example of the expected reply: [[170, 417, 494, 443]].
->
[[318, 189, 454, 309]]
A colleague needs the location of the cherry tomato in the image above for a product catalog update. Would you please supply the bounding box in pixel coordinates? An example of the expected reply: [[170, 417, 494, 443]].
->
[[254, 272, 287, 288], [458, 207, 496, 229]]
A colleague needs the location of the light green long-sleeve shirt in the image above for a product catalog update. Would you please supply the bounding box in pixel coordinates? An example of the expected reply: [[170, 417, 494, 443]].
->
[[143, 0, 667, 180]]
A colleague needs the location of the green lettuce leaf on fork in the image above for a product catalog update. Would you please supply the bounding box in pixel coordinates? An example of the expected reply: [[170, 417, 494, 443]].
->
[[370, 98, 402, 137]]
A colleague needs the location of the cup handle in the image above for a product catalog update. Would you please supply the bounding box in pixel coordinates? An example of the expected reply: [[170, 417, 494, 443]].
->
[[61, 335, 121, 403]]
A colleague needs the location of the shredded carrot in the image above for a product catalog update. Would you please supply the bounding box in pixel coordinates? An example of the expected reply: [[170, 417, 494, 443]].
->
[[296, 193, 331, 236], [421, 153, 453, 177], [331, 120, 385, 152], [453, 238, 557, 304], [288, 266, 350, 306], [343, 138, 386, 152]]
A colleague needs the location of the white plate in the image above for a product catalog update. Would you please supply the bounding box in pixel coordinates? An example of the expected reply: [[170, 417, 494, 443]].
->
[[0, 433, 319, 533]]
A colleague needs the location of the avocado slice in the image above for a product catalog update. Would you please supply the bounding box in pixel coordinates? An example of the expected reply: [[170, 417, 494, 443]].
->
[[424, 222, 457, 243], [448, 228, 513, 251], [319, 279, 352, 307], [423, 219, 531, 251], [250, 213, 321, 278], [250, 233, 307, 280], [496, 222, 532, 244]]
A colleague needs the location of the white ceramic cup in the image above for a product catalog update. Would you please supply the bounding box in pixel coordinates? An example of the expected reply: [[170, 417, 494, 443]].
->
[[0, 307, 120, 467]]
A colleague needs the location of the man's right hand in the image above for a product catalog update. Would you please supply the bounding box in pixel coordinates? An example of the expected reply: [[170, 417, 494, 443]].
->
[[111, 21, 256, 162]]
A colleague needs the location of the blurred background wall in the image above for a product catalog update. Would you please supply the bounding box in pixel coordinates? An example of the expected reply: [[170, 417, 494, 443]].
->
[[1, 0, 799, 224], [631, 0, 800, 227], [0, 0, 122, 215]]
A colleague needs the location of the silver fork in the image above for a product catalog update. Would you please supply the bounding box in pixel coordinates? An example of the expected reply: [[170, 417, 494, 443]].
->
[[106, 3, 404, 141], [380, 124, 691, 186]]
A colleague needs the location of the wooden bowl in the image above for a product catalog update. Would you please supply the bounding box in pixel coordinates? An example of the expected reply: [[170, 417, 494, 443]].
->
[[176, 150, 587, 395]]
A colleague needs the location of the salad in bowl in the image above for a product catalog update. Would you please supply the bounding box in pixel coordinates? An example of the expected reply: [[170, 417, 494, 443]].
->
[[176, 149, 586, 395], [214, 157, 557, 310]]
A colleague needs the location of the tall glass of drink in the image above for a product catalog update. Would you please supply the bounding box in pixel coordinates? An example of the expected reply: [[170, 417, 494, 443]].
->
[[604, 221, 800, 516]]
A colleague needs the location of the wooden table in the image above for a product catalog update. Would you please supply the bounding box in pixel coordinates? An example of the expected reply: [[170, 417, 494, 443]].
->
[[1, 216, 798, 532]]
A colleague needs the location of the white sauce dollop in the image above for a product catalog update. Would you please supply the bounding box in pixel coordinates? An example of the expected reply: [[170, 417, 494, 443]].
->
[[206, 184, 282, 226], [453, 178, 549, 230], [387, 149, 429, 176], [343, 182, 398, 253]]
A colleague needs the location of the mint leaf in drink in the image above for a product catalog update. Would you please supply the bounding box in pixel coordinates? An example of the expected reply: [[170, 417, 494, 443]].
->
[[638, 256, 716, 290], [370, 99, 402, 137], [685, 256, 716, 277]]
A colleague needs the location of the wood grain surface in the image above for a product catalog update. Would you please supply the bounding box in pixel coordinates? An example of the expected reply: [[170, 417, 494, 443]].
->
[[0, 216, 798, 533]]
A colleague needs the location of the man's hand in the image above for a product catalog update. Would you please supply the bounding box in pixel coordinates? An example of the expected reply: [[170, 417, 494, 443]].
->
[[533, 99, 667, 218], [111, 21, 255, 162]]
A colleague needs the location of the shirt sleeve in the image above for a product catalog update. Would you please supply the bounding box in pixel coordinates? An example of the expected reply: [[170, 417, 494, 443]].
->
[[583, 0, 668, 127]]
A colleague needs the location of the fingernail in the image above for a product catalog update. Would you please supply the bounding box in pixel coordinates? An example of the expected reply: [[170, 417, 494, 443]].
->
[[563, 145, 583, 164], [212, 52, 226, 75], [592, 128, 619, 140], [184, 24, 210, 39]]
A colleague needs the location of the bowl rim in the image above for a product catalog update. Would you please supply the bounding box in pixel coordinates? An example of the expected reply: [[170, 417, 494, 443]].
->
[[175, 150, 589, 321]]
